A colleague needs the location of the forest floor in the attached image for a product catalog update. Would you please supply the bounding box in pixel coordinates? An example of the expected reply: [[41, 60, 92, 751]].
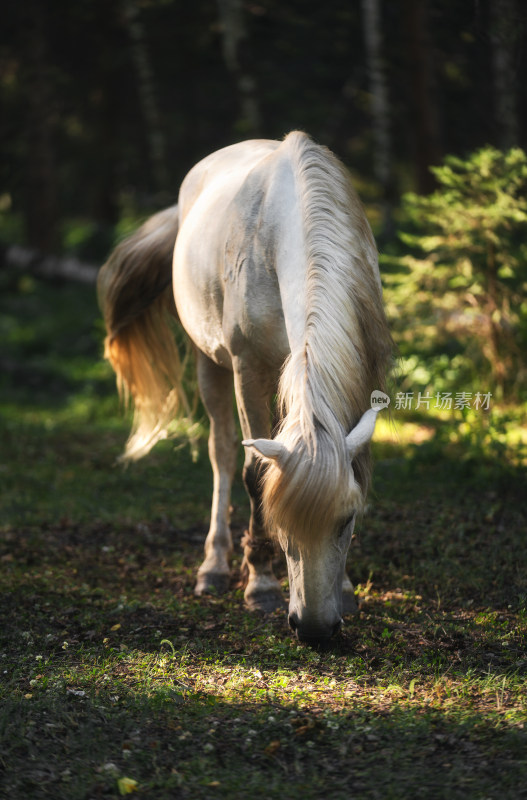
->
[[0, 272, 526, 799]]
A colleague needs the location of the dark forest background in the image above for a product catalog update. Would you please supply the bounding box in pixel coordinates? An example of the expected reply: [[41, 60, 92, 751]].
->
[[1, 0, 526, 258]]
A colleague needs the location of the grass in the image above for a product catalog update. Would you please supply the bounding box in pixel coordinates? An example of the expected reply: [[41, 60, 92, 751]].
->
[[0, 271, 526, 799]]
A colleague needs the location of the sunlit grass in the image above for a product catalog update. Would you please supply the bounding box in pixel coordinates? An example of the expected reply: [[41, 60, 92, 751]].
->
[[1, 267, 526, 798], [2, 559, 526, 798]]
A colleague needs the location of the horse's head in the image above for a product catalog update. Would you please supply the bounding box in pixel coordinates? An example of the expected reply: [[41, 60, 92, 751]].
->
[[244, 406, 385, 645]]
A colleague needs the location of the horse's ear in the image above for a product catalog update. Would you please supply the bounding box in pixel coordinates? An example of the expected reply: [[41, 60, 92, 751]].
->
[[345, 408, 383, 459], [242, 438, 288, 464]]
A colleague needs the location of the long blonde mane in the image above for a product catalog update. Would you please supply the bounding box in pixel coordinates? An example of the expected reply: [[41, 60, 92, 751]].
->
[[262, 132, 392, 544]]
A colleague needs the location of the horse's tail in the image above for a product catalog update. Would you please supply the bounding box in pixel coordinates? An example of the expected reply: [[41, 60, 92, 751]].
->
[[97, 204, 189, 462]]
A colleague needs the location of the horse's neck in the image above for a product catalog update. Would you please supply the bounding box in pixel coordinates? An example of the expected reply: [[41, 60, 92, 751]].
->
[[271, 177, 341, 434], [263, 163, 307, 356]]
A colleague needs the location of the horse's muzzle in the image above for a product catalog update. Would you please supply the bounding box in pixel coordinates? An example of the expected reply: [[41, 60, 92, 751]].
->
[[288, 613, 342, 646]]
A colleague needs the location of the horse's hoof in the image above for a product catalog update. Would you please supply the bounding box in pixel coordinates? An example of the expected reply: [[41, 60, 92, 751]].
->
[[194, 572, 230, 596], [342, 590, 359, 616], [245, 587, 286, 614]]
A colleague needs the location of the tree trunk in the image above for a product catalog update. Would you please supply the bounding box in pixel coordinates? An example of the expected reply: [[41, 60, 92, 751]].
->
[[403, 0, 442, 194], [489, 0, 520, 149], [22, 1, 59, 254], [216, 0, 261, 136], [2, 244, 98, 285], [361, 0, 393, 237], [122, 0, 168, 196]]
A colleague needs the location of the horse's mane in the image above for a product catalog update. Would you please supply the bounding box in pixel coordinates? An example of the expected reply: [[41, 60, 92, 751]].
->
[[262, 131, 393, 546]]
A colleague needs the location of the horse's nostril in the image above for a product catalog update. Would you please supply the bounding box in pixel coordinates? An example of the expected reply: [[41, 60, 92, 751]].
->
[[288, 614, 298, 632], [332, 618, 343, 637]]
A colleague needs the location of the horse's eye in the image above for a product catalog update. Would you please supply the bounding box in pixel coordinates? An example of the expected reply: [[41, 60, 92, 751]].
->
[[337, 514, 355, 539]]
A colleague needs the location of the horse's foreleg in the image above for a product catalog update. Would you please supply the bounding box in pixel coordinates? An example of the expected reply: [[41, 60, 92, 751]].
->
[[194, 353, 238, 596], [240, 455, 284, 613], [234, 362, 284, 614]]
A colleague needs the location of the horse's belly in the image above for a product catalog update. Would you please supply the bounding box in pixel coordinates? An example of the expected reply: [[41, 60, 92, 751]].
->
[[173, 270, 231, 369], [173, 229, 231, 368], [174, 258, 288, 373]]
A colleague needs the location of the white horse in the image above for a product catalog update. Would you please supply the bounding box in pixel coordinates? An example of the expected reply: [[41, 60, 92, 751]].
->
[[98, 131, 392, 644]]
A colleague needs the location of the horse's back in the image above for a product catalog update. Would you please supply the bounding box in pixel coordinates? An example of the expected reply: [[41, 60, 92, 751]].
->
[[177, 139, 281, 223]]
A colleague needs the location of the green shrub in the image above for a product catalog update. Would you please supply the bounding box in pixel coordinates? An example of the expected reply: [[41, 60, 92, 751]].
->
[[397, 147, 527, 399]]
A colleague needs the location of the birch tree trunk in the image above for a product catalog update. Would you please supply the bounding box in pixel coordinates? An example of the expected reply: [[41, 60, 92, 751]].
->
[[216, 0, 261, 136], [122, 0, 168, 195]]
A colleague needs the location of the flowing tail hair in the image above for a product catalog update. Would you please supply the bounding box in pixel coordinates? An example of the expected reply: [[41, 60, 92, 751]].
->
[[97, 204, 190, 462]]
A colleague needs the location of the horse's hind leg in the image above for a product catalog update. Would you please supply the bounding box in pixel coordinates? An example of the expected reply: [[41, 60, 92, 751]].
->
[[194, 352, 238, 596], [233, 360, 284, 614]]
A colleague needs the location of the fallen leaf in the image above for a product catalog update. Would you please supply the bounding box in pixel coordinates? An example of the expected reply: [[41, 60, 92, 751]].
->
[[117, 776, 138, 795], [294, 720, 315, 736]]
